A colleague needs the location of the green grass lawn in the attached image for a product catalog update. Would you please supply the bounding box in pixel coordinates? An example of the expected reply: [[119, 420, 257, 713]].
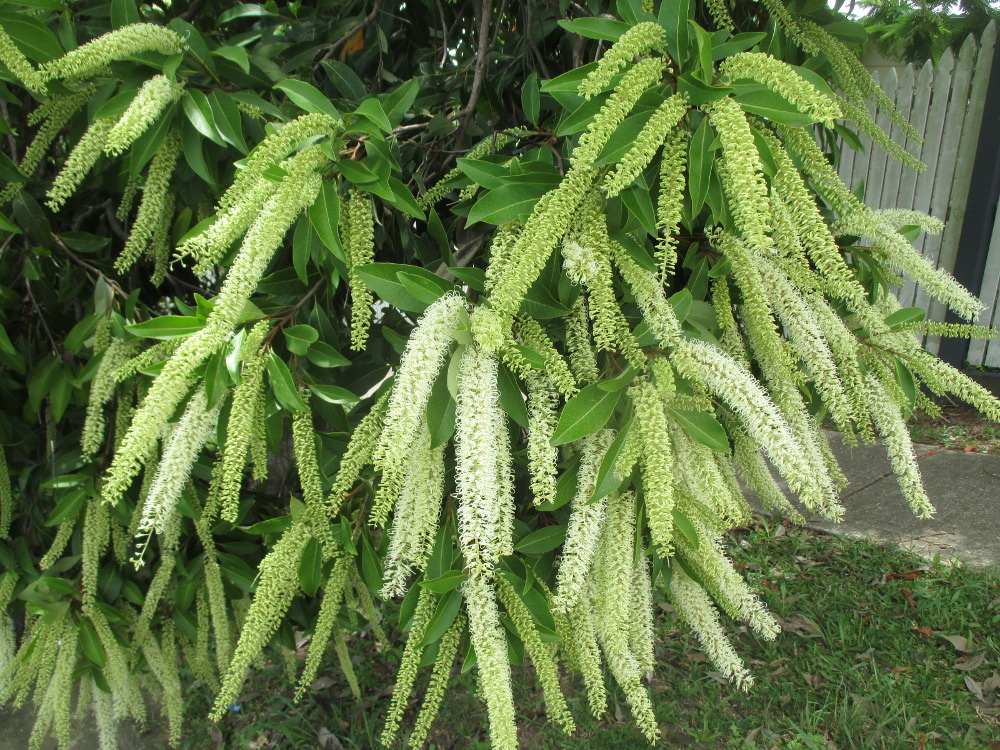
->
[[188, 521, 1000, 749]]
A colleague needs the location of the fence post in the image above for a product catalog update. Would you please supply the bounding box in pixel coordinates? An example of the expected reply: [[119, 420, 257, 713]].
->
[[939, 32, 1000, 367]]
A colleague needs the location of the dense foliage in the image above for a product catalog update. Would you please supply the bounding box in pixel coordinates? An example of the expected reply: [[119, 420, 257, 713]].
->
[[857, 0, 999, 62], [0, 0, 998, 748]]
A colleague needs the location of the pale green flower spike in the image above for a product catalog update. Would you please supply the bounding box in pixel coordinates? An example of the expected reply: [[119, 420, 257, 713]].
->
[[194, 514, 234, 673], [489, 57, 662, 319], [526, 374, 559, 507], [514, 317, 578, 396], [371, 292, 465, 525], [13, 90, 91, 186], [602, 93, 689, 198], [134, 386, 222, 546], [217, 112, 339, 214], [565, 297, 600, 383], [836, 96, 925, 172], [578, 22, 667, 99], [46, 117, 117, 211], [470, 306, 508, 353], [832, 210, 984, 321], [148, 192, 175, 286], [295, 557, 351, 701], [456, 345, 513, 576], [105, 75, 183, 157], [0, 26, 44, 91], [40, 24, 183, 81], [721, 53, 841, 127], [631, 380, 678, 553], [671, 337, 830, 512], [554, 595, 607, 717], [613, 246, 683, 347], [591, 491, 659, 742], [552, 430, 615, 614], [656, 129, 689, 277], [212, 522, 309, 720], [704, 97, 772, 253], [418, 131, 524, 209], [705, 0, 735, 30], [205, 340, 267, 524], [81, 500, 110, 604], [381, 428, 445, 598], [629, 553, 657, 675], [407, 613, 465, 748], [344, 189, 376, 350], [667, 568, 752, 689], [732, 424, 804, 523], [115, 133, 183, 274], [104, 147, 326, 506], [497, 576, 575, 734], [325, 393, 388, 514], [464, 574, 519, 750], [380, 587, 437, 746]]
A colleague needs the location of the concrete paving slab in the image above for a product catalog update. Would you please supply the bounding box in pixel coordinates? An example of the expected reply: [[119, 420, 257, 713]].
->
[[806, 438, 1000, 569]]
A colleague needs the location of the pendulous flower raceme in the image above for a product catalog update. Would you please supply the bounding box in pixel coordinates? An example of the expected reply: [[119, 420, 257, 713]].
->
[[6, 9, 1000, 750]]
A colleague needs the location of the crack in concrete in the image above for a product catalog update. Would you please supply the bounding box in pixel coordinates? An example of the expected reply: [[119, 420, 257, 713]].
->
[[839, 471, 894, 501]]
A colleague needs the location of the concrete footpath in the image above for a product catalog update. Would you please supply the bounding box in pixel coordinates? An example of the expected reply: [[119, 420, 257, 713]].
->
[[805, 436, 1000, 569]]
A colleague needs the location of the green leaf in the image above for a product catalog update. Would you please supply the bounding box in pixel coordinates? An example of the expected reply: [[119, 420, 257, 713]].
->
[[355, 263, 455, 314], [669, 407, 729, 452], [659, 0, 690, 63], [672, 509, 700, 548], [125, 316, 205, 340], [45, 486, 87, 527], [298, 536, 322, 597], [688, 116, 715, 218], [381, 78, 420, 127], [689, 20, 714, 79], [243, 516, 293, 535], [556, 17, 630, 41], [0, 324, 15, 356], [308, 384, 360, 409], [677, 74, 733, 105], [283, 324, 319, 356], [426, 369, 456, 449], [182, 90, 224, 145], [884, 307, 926, 330], [521, 71, 540, 125], [308, 181, 343, 257], [79, 617, 106, 667], [211, 45, 251, 73], [209, 92, 249, 153], [497, 364, 529, 429], [421, 588, 464, 647], [360, 533, 383, 595], [456, 158, 508, 190], [204, 347, 231, 409], [467, 183, 550, 226], [514, 525, 566, 554], [893, 357, 918, 412], [419, 570, 465, 594], [322, 59, 367, 99], [734, 86, 817, 126], [274, 79, 341, 120], [306, 341, 351, 368], [387, 177, 426, 220], [590, 419, 633, 504], [540, 62, 599, 93], [352, 98, 392, 133], [266, 352, 308, 413], [337, 159, 379, 185], [551, 382, 622, 446], [712, 31, 767, 60]]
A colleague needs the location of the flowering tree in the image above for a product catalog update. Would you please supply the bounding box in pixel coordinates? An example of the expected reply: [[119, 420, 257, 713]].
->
[[0, 0, 997, 748]]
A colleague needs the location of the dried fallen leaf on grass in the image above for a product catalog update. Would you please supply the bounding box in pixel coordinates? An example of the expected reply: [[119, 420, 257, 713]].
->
[[939, 634, 970, 652], [778, 614, 822, 636], [955, 651, 987, 672]]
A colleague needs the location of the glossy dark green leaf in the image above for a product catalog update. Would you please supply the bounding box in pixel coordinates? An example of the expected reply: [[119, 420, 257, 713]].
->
[[266, 352, 308, 413], [688, 116, 715, 218], [427, 369, 456, 449], [308, 384, 359, 409], [590, 419, 634, 504], [78, 617, 106, 667], [204, 347, 231, 409], [419, 570, 465, 593], [497, 363, 529, 429], [672, 509, 700, 549], [274, 79, 341, 120], [298, 536, 322, 597], [551, 382, 622, 446], [884, 307, 926, 330], [355, 263, 455, 313], [514, 525, 566, 554], [420, 588, 464, 647], [283, 324, 319, 356], [556, 17, 630, 41], [125, 316, 205, 340], [306, 341, 351, 368], [658, 0, 690, 63], [669, 406, 729, 452], [893, 357, 918, 412], [467, 182, 550, 226]]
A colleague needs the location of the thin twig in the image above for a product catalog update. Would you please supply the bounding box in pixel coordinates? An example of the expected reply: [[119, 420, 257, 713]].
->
[[52, 234, 130, 301], [452, 0, 494, 150]]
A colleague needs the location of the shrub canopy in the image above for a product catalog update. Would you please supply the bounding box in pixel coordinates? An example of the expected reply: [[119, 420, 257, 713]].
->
[[0, 0, 997, 748]]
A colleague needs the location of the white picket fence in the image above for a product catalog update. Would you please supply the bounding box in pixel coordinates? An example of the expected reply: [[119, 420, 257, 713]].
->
[[836, 22, 1000, 364]]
